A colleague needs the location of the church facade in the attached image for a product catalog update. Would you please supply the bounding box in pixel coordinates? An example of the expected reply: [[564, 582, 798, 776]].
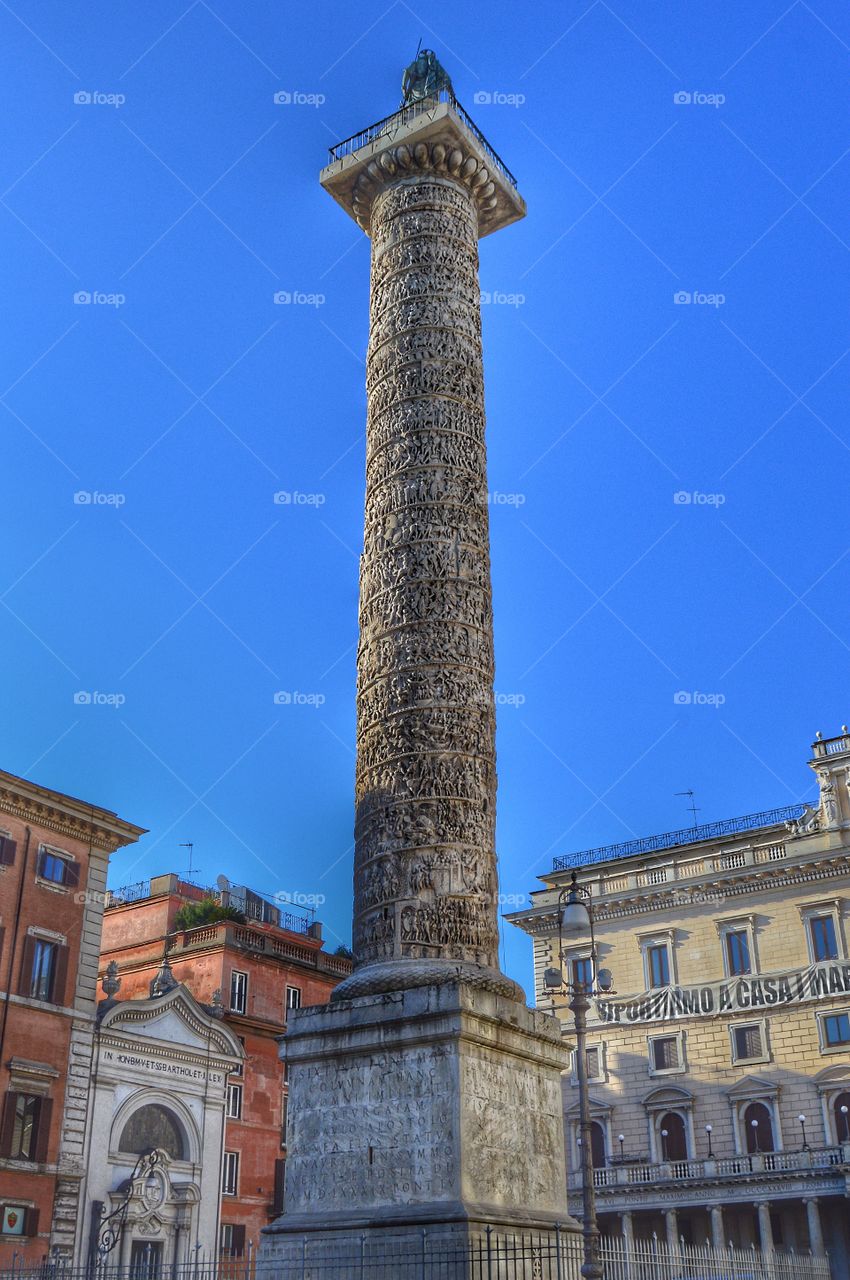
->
[[510, 727, 850, 1276], [80, 975, 241, 1269]]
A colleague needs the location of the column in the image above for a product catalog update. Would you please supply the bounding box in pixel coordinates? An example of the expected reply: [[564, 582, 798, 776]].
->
[[664, 1209, 678, 1251], [710, 1205, 725, 1250], [804, 1198, 825, 1254], [757, 1202, 774, 1253], [621, 1211, 634, 1247]]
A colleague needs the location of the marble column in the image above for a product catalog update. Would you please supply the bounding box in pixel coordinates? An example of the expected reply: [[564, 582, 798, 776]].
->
[[757, 1202, 774, 1253], [804, 1198, 825, 1254], [664, 1208, 678, 1251], [710, 1204, 725, 1250], [621, 1211, 634, 1248]]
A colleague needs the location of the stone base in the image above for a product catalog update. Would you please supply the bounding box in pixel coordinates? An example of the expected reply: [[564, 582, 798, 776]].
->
[[260, 981, 577, 1277]]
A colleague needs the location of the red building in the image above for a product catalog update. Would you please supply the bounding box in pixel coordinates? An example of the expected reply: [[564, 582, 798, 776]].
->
[[99, 874, 352, 1257], [0, 770, 145, 1264]]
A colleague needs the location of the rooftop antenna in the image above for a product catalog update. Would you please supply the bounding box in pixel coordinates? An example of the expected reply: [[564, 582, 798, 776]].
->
[[675, 791, 700, 828], [178, 842, 199, 880]]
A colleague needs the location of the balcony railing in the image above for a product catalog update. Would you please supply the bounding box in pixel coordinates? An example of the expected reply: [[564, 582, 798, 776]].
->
[[176, 921, 353, 977], [576, 1144, 850, 1192], [326, 90, 518, 189], [553, 804, 807, 870]]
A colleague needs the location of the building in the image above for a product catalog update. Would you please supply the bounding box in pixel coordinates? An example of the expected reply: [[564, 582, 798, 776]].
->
[[0, 769, 145, 1264], [509, 727, 850, 1274], [99, 874, 353, 1257], [82, 966, 241, 1271]]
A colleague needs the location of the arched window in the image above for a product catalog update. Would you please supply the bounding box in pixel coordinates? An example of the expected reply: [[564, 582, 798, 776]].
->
[[833, 1091, 850, 1143], [119, 1104, 186, 1161], [743, 1101, 774, 1154], [658, 1111, 688, 1161], [590, 1121, 606, 1168]]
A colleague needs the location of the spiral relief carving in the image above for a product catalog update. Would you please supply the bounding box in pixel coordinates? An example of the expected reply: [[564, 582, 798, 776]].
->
[[340, 167, 507, 991]]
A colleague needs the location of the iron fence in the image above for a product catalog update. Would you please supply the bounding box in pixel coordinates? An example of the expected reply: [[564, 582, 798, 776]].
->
[[0, 1232, 830, 1280]]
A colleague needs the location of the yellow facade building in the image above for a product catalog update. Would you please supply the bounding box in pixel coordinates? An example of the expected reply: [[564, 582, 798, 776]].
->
[[510, 727, 850, 1272]]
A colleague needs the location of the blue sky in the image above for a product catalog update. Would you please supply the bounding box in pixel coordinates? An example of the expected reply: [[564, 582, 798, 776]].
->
[[2, 1, 849, 993]]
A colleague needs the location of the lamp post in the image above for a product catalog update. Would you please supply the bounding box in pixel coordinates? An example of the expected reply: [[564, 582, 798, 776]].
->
[[841, 1104, 849, 1143], [799, 1114, 809, 1151], [705, 1124, 713, 1158], [750, 1118, 760, 1154], [660, 1128, 669, 1161], [618, 1134, 625, 1161], [544, 871, 613, 1280], [97, 1149, 160, 1257]]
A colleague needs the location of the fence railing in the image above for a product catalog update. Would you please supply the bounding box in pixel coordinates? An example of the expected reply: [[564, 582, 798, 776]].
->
[[586, 1143, 850, 1189], [3, 1231, 830, 1280]]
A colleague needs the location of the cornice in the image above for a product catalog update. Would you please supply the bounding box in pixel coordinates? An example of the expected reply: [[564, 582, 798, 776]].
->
[[351, 140, 499, 234], [0, 779, 146, 852]]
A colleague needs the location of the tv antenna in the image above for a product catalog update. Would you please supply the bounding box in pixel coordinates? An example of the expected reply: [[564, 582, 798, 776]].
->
[[178, 842, 199, 879], [675, 791, 700, 828]]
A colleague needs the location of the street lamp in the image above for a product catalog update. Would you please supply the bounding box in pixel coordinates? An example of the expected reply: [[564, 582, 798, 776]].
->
[[705, 1124, 713, 1158], [660, 1128, 669, 1160], [840, 1104, 849, 1143], [97, 1149, 161, 1257], [617, 1134, 625, 1161], [750, 1118, 760, 1153], [798, 1114, 809, 1151], [544, 871, 613, 1280]]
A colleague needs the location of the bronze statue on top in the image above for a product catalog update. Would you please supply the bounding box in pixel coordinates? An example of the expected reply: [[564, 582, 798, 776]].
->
[[401, 47, 453, 105]]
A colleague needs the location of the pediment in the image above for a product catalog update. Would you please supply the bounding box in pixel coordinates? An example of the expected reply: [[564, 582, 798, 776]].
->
[[814, 1064, 850, 1089], [726, 1073, 778, 1099], [642, 1084, 693, 1107], [565, 1093, 611, 1116], [100, 985, 241, 1062]]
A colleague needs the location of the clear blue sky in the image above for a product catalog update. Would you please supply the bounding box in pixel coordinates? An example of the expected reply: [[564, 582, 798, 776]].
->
[[2, 2, 849, 993]]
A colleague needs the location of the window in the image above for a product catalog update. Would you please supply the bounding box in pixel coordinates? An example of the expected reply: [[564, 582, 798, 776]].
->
[[810, 915, 839, 962], [658, 1112, 688, 1161], [280, 1093, 288, 1148], [119, 1104, 186, 1161], [231, 1036, 245, 1077], [0, 835, 17, 867], [648, 944, 670, 988], [649, 1034, 682, 1074], [230, 970, 248, 1015], [589, 1121, 606, 1169], [28, 940, 60, 1002], [36, 850, 77, 887], [222, 1150, 239, 1195], [273, 1158, 286, 1214], [220, 1224, 245, 1258], [725, 930, 751, 976], [744, 1101, 775, 1153], [572, 1044, 604, 1083], [226, 1083, 242, 1120], [285, 985, 302, 1012], [0, 1204, 36, 1236], [0, 1092, 51, 1163], [823, 1013, 850, 1048], [731, 1022, 766, 1063], [130, 1241, 163, 1280], [571, 957, 593, 989], [833, 1090, 850, 1142]]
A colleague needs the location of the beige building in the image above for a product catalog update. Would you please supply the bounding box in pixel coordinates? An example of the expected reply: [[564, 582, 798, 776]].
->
[[510, 727, 850, 1273]]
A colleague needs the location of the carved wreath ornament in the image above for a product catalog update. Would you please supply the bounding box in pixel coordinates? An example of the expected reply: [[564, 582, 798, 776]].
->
[[351, 141, 499, 233]]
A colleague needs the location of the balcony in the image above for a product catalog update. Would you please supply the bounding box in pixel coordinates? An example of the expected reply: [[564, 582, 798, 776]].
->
[[571, 1145, 850, 1209], [175, 921, 353, 978]]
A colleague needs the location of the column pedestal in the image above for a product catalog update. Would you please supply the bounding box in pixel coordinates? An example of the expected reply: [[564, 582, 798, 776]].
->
[[261, 983, 573, 1276]]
